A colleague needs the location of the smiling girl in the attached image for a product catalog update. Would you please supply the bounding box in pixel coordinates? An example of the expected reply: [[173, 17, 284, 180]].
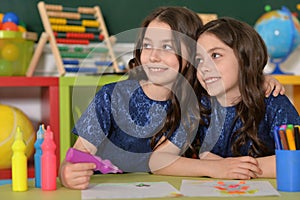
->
[[195, 17, 300, 178]]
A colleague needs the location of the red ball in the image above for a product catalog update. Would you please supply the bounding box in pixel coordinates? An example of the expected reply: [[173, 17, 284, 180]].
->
[[98, 34, 104, 41], [1, 21, 18, 31]]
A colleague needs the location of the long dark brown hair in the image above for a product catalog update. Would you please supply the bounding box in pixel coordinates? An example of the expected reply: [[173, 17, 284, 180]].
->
[[198, 17, 269, 157], [128, 6, 204, 150]]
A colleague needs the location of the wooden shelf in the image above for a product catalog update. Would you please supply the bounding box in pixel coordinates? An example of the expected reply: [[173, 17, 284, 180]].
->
[[273, 75, 300, 114], [273, 75, 300, 85], [59, 75, 127, 162], [0, 76, 58, 86], [0, 76, 60, 179]]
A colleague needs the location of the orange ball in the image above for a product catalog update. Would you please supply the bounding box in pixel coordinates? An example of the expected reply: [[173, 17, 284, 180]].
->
[[0, 13, 3, 23]]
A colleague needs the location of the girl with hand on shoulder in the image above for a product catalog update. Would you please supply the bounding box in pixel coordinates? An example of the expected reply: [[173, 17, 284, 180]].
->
[[195, 17, 300, 178]]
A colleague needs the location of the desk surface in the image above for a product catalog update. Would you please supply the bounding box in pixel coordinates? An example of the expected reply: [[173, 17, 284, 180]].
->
[[0, 173, 299, 200]]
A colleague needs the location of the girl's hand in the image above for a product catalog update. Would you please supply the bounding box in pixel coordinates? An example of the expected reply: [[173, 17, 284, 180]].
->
[[59, 137, 97, 189], [59, 160, 95, 190], [264, 75, 285, 97], [211, 156, 262, 180]]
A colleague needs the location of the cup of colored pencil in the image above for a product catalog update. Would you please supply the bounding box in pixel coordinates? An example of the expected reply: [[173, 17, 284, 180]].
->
[[274, 124, 300, 192]]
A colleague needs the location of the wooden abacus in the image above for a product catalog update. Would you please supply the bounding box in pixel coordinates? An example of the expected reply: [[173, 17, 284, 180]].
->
[[198, 13, 218, 25], [26, 1, 120, 76]]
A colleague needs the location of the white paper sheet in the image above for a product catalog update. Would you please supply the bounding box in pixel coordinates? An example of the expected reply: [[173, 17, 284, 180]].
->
[[82, 181, 182, 199], [180, 180, 280, 197]]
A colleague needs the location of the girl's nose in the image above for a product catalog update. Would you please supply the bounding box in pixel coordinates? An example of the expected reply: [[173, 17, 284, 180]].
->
[[149, 48, 161, 62], [198, 61, 210, 73]]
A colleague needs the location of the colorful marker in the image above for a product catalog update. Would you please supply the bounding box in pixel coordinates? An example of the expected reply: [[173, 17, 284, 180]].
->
[[294, 126, 300, 150], [279, 126, 289, 150], [273, 126, 282, 150], [286, 124, 296, 150]]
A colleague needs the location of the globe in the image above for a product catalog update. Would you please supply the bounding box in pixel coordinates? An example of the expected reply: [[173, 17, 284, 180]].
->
[[254, 6, 300, 74]]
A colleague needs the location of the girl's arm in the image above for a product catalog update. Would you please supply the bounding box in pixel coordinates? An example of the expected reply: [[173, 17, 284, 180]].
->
[[200, 152, 276, 178], [149, 139, 262, 179], [256, 155, 276, 178], [264, 75, 285, 97], [199, 151, 222, 160], [59, 137, 96, 190]]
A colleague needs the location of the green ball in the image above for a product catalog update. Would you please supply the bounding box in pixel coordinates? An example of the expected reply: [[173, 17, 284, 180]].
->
[[18, 20, 27, 28], [264, 5, 272, 12], [0, 59, 13, 76]]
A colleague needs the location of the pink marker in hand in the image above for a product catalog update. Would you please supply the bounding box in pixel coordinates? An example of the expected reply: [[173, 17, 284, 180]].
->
[[65, 148, 123, 174]]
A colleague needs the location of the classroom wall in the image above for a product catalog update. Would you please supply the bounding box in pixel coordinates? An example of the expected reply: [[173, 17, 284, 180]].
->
[[1, 0, 299, 42], [1, 0, 299, 74], [0, 0, 299, 127]]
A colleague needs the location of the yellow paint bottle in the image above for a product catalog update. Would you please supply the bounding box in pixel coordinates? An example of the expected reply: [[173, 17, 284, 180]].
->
[[11, 126, 28, 191]]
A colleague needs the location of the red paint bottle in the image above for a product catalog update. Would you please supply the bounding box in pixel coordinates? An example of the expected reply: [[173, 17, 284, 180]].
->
[[41, 125, 56, 190]]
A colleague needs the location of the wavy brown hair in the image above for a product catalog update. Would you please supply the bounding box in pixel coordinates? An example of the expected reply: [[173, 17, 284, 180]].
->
[[198, 17, 269, 157], [128, 6, 204, 150]]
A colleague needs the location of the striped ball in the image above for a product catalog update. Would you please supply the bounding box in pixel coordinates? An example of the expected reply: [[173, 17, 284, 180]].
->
[[0, 104, 35, 169]]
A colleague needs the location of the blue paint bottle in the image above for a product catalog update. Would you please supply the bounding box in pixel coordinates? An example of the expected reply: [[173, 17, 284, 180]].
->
[[34, 124, 44, 188]]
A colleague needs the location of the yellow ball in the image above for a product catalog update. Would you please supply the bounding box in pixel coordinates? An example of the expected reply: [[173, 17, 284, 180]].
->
[[18, 25, 26, 32], [1, 43, 19, 61], [0, 104, 35, 169]]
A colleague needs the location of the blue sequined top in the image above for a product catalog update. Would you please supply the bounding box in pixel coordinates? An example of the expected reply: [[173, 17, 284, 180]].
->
[[198, 94, 300, 157], [72, 79, 189, 172]]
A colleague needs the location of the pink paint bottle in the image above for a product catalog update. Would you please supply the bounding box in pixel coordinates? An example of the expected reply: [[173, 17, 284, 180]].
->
[[41, 125, 56, 190]]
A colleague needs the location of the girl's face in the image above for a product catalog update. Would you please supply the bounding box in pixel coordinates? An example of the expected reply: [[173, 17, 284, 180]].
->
[[196, 33, 240, 106], [140, 20, 185, 87]]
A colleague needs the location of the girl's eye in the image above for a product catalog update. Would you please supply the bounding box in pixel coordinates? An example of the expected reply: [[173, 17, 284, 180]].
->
[[162, 44, 173, 51], [142, 43, 152, 49], [211, 52, 221, 59], [195, 57, 204, 66]]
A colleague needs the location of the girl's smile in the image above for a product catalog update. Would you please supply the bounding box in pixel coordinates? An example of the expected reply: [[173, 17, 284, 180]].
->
[[203, 77, 221, 84]]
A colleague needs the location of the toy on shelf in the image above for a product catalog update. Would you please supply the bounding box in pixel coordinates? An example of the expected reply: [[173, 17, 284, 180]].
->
[[0, 104, 35, 170], [2, 12, 19, 31], [0, 12, 37, 76], [27, 1, 123, 76], [0, 11, 37, 40], [255, 6, 300, 75]]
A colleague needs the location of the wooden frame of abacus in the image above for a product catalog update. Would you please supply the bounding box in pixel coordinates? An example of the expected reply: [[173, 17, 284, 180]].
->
[[26, 1, 120, 76]]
